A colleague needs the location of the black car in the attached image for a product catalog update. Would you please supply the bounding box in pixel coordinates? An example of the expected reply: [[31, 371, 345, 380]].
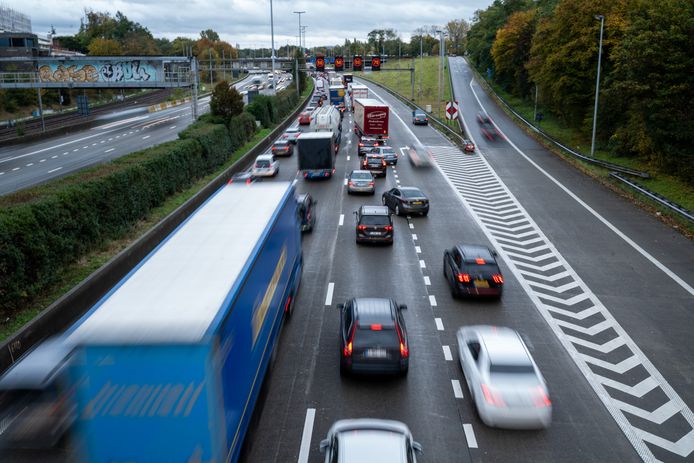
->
[[361, 154, 387, 178], [477, 111, 500, 140], [297, 193, 317, 232], [271, 139, 293, 157], [443, 244, 504, 298], [338, 298, 409, 376], [354, 205, 393, 245], [357, 137, 384, 156], [412, 109, 429, 125], [382, 187, 429, 216]]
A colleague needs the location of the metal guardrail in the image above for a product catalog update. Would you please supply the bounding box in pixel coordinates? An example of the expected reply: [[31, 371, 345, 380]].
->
[[610, 173, 694, 223]]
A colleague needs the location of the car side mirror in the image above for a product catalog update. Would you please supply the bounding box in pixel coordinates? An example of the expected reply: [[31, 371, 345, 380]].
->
[[492, 250, 498, 257], [399, 304, 408, 311], [319, 439, 330, 453], [413, 441, 423, 454], [337, 303, 344, 310]]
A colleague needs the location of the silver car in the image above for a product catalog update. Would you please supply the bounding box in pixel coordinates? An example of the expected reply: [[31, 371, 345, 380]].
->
[[456, 325, 552, 429], [251, 154, 279, 177], [320, 419, 422, 463], [347, 170, 375, 195]]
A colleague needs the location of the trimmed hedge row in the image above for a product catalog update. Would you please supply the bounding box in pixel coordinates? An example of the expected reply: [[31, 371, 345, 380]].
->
[[0, 88, 297, 317], [247, 88, 300, 128]]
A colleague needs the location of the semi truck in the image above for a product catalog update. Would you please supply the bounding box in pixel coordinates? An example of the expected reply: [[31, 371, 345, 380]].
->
[[310, 105, 342, 150], [349, 84, 369, 111], [329, 85, 346, 112], [298, 132, 336, 179], [62, 181, 303, 463], [353, 98, 389, 138]]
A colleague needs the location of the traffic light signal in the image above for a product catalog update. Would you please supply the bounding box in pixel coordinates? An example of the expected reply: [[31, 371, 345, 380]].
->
[[371, 56, 381, 71], [334, 56, 344, 72], [353, 55, 363, 71], [316, 56, 325, 72]]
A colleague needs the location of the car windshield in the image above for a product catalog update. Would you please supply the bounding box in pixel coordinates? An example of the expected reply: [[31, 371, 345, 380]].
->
[[415, 111, 425, 117], [360, 215, 390, 226], [340, 430, 404, 463], [381, 147, 395, 154], [274, 142, 288, 147], [351, 172, 372, 180], [489, 363, 535, 375], [256, 160, 271, 168], [401, 189, 423, 198]]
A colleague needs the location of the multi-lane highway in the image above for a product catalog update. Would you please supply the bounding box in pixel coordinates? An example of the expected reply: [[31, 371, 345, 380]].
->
[[234, 66, 693, 462], [0, 72, 291, 196]]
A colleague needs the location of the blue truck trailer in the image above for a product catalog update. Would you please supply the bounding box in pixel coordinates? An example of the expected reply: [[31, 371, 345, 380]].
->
[[329, 84, 346, 112], [64, 181, 303, 462]]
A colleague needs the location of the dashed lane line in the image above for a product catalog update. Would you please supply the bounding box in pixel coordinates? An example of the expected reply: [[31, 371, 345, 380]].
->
[[339, 214, 344, 226], [419, 260, 426, 269], [346, 155, 350, 161], [452, 380, 464, 399], [423, 276, 431, 286], [443, 345, 453, 361], [429, 295, 437, 307], [435, 318, 444, 331], [105, 148, 115, 153], [463, 424, 478, 449], [26, 163, 33, 167], [297, 408, 316, 463], [142, 135, 150, 140], [39, 159, 46, 163], [415, 246, 421, 253], [325, 282, 335, 306], [51, 155, 58, 159], [412, 234, 418, 240], [47, 167, 62, 174], [11, 167, 19, 171], [409, 223, 414, 229]]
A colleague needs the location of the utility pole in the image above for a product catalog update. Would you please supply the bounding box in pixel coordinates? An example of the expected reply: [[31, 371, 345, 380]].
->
[[209, 48, 213, 87], [293, 11, 305, 55], [591, 14, 605, 157], [533, 84, 539, 122], [270, 0, 276, 94]]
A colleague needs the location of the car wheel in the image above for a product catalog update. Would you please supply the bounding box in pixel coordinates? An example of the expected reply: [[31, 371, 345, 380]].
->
[[395, 205, 400, 216], [340, 361, 349, 377], [422, 211, 428, 217], [399, 366, 409, 377]]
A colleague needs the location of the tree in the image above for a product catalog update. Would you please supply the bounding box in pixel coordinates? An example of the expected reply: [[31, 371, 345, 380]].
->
[[88, 37, 123, 55], [491, 9, 536, 96], [210, 81, 244, 121], [200, 29, 220, 42], [446, 19, 470, 55]]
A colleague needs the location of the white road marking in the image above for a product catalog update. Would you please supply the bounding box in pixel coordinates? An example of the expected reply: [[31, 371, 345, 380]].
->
[[424, 276, 431, 286], [435, 318, 444, 331], [412, 234, 417, 240], [297, 408, 316, 463], [142, 135, 150, 140], [415, 246, 421, 253], [105, 148, 115, 153], [73, 148, 79, 152], [108, 138, 113, 141], [63, 151, 69, 155], [346, 155, 350, 161], [48, 167, 62, 173], [39, 159, 46, 163], [443, 345, 453, 361], [169, 126, 177, 129], [393, 169, 397, 173], [429, 295, 437, 307], [419, 260, 426, 269], [394, 174, 398, 178], [467, 79, 693, 297], [409, 223, 414, 229], [129, 131, 134, 134], [26, 163, 33, 167], [82, 146, 88, 149], [325, 282, 335, 306], [463, 424, 478, 448], [343, 178, 348, 185], [51, 155, 57, 159], [339, 214, 344, 226], [115, 135, 120, 138], [12, 167, 19, 171], [92, 143, 97, 146], [452, 380, 464, 398], [100, 140, 105, 143]]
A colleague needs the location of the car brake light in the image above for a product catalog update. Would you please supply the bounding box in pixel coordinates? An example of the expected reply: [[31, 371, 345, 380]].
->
[[476, 258, 486, 264], [348, 181, 354, 186], [396, 325, 409, 358], [357, 225, 367, 230], [369, 182, 374, 186], [384, 225, 393, 231], [303, 172, 308, 178], [457, 273, 471, 283], [532, 386, 552, 408], [370, 324, 382, 331], [382, 161, 386, 167], [482, 384, 506, 407], [359, 142, 364, 146], [492, 274, 504, 284], [284, 296, 292, 313], [343, 326, 356, 357]]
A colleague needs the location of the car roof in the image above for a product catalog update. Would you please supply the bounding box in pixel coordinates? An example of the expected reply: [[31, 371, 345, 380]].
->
[[256, 154, 273, 160], [354, 298, 395, 325], [473, 326, 532, 366], [339, 430, 405, 463], [399, 187, 423, 194], [274, 139, 290, 144], [285, 127, 301, 132], [414, 109, 426, 114], [350, 170, 373, 175], [359, 205, 389, 215], [457, 244, 496, 263]]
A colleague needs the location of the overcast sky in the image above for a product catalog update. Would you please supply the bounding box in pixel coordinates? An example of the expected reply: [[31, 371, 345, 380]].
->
[[8, 0, 493, 48]]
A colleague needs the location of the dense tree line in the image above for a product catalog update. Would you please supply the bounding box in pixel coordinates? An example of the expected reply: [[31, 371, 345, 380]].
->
[[466, 0, 693, 183]]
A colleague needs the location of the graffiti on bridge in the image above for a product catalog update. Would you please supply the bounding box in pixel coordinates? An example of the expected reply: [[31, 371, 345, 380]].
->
[[38, 60, 157, 84]]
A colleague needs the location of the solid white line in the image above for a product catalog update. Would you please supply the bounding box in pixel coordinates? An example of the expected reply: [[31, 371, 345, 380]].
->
[[412, 233, 417, 240], [415, 246, 421, 253], [105, 148, 115, 153], [429, 295, 437, 307], [424, 276, 431, 286], [325, 282, 335, 306], [142, 135, 150, 140], [452, 379, 464, 398], [297, 408, 316, 463], [463, 424, 478, 448], [419, 260, 426, 269], [435, 318, 444, 331], [47, 167, 62, 173], [468, 79, 694, 297], [339, 214, 344, 226], [443, 345, 453, 361]]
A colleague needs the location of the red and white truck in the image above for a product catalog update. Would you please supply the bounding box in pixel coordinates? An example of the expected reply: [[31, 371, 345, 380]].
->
[[353, 98, 389, 139], [349, 84, 368, 111]]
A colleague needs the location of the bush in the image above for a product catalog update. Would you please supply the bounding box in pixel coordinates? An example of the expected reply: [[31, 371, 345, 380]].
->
[[228, 112, 257, 151]]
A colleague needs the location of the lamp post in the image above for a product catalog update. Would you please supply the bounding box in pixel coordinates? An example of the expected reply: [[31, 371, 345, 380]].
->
[[270, 0, 277, 94], [591, 14, 605, 157], [436, 29, 445, 116], [293, 11, 305, 55]]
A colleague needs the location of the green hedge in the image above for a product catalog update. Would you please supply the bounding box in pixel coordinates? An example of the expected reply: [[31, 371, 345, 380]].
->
[[0, 86, 304, 319]]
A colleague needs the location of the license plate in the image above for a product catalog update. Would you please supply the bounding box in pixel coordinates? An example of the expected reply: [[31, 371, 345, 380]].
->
[[365, 348, 387, 358], [412, 201, 422, 205], [368, 231, 382, 236], [474, 279, 490, 288]]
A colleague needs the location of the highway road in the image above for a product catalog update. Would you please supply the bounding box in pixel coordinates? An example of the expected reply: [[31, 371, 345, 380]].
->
[[0, 72, 292, 196], [235, 69, 693, 462]]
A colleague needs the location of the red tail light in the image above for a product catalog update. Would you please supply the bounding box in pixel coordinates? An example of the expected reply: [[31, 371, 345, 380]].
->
[[396, 325, 409, 358], [492, 274, 504, 284], [348, 181, 354, 186], [343, 326, 356, 357], [359, 142, 364, 146], [357, 225, 367, 230], [482, 384, 506, 407], [369, 182, 374, 186], [457, 273, 471, 283], [370, 324, 382, 331], [303, 172, 308, 178], [475, 258, 486, 264], [284, 296, 292, 313], [532, 386, 552, 408], [384, 225, 393, 231], [382, 161, 386, 167]]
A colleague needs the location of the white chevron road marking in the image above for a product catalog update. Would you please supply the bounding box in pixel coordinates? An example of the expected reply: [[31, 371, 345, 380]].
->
[[615, 399, 681, 425], [635, 428, 694, 458], [545, 305, 601, 321], [555, 318, 614, 336], [595, 375, 659, 398], [566, 333, 626, 352]]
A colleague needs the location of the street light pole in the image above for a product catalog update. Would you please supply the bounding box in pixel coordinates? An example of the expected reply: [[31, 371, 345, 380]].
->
[[293, 11, 305, 55], [270, 0, 277, 94], [591, 14, 605, 157], [436, 30, 444, 117]]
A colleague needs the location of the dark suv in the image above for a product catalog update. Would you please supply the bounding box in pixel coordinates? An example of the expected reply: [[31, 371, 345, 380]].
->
[[361, 154, 387, 178], [443, 244, 504, 298], [354, 205, 393, 245], [338, 298, 409, 376], [357, 137, 384, 156]]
